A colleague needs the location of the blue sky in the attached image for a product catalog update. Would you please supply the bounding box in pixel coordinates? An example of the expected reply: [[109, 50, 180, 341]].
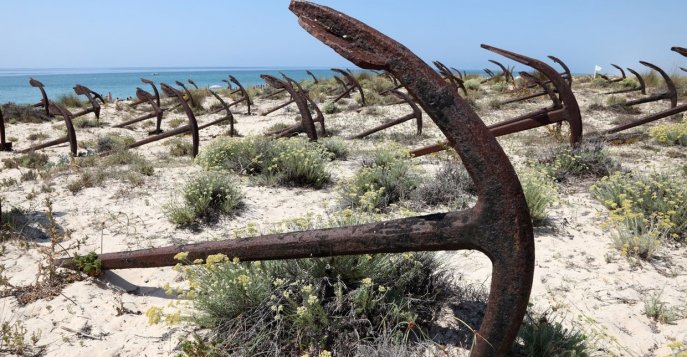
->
[[1, 1, 685, 74]]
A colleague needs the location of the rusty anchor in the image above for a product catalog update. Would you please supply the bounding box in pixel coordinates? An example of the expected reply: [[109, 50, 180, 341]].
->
[[604, 68, 646, 95], [68, 84, 105, 120], [17, 102, 79, 156], [351, 89, 422, 139], [602, 64, 627, 83], [29, 78, 53, 118], [411, 45, 583, 157], [331, 68, 366, 106], [499, 55, 573, 106], [187, 79, 199, 89], [622, 61, 677, 110], [57, 2, 534, 356], [306, 70, 319, 83], [112, 83, 200, 157], [226, 75, 252, 115], [606, 103, 687, 135], [671, 46, 687, 72], [434, 61, 468, 97], [175, 81, 196, 108], [283, 74, 326, 136], [128, 78, 163, 109], [262, 74, 320, 141], [489, 59, 515, 83], [207, 88, 238, 137], [0, 107, 12, 151]]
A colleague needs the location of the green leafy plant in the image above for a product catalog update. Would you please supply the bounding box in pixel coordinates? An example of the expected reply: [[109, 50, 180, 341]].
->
[[650, 121, 687, 146], [73, 252, 103, 277], [340, 147, 419, 211], [518, 166, 558, 226], [164, 171, 244, 225]]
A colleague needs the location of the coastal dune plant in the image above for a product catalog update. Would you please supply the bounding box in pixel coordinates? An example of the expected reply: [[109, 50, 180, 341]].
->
[[56, 94, 84, 108], [649, 121, 687, 146], [164, 171, 244, 225], [518, 166, 558, 226], [538, 141, 621, 182], [591, 172, 687, 259], [411, 159, 475, 209], [340, 147, 419, 212]]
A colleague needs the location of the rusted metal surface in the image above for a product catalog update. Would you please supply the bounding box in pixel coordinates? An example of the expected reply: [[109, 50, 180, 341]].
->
[[351, 89, 422, 139], [434, 61, 468, 96], [548, 55, 573, 87], [29, 78, 53, 117], [606, 64, 626, 83], [0, 108, 12, 151], [623, 61, 677, 109], [114, 83, 200, 157], [71, 84, 103, 120], [672, 46, 687, 58], [56, 2, 535, 356], [450, 67, 465, 80], [332, 68, 366, 106], [227, 75, 252, 115], [188, 79, 199, 89], [129, 78, 161, 108], [412, 45, 583, 157], [306, 70, 319, 83], [113, 87, 167, 132], [261, 74, 318, 141], [607, 103, 687, 134], [175, 81, 196, 108], [489, 59, 515, 83], [18, 102, 78, 156], [207, 89, 237, 136], [604, 67, 646, 95], [283, 74, 326, 135]]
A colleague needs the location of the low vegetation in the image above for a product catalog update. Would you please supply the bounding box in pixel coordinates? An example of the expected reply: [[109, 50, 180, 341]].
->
[[340, 147, 419, 212], [649, 121, 687, 146], [196, 137, 332, 188], [55, 94, 85, 108], [411, 159, 475, 209], [518, 166, 558, 226], [591, 172, 687, 260], [538, 141, 622, 182], [164, 171, 243, 225]]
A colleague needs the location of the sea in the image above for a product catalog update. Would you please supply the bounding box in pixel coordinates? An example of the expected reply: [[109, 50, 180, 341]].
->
[[0, 67, 352, 104]]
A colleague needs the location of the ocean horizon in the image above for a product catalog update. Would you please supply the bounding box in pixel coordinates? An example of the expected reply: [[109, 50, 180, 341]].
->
[[0, 67, 491, 104]]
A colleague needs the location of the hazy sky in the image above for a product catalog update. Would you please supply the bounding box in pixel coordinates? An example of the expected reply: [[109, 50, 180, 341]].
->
[[1, 1, 685, 74]]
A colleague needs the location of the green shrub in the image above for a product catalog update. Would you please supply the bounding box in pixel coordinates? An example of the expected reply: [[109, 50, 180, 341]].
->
[[518, 167, 557, 226], [643, 291, 677, 324], [164, 171, 244, 225], [591, 172, 687, 259], [168, 118, 184, 129], [264, 122, 292, 135], [56, 94, 84, 108], [3, 152, 49, 170], [168, 231, 449, 354], [605, 95, 627, 107], [538, 142, 621, 182], [73, 252, 103, 277], [167, 139, 195, 157], [650, 122, 687, 146], [412, 160, 475, 208], [317, 137, 349, 160], [518, 312, 590, 357], [323, 102, 338, 114], [95, 133, 135, 152], [341, 148, 419, 211], [196, 137, 332, 188], [67, 168, 107, 194], [464, 78, 481, 91], [1, 103, 50, 123], [27, 133, 49, 141], [73, 116, 100, 128]]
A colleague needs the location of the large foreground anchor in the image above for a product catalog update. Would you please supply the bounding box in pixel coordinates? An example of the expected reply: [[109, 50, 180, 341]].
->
[[17, 102, 78, 156], [0, 108, 12, 151], [622, 61, 677, 110], [351, 89, 422, 139], [411, 45, 583, 157], [57, 2, 534, 356]]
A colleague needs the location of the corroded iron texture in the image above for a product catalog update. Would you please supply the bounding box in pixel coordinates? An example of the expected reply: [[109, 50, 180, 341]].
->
[[623, 61, 677, 109], [351, 89, 422, 139], [0, 108, 12, 151], [57, 2, 535, 356]]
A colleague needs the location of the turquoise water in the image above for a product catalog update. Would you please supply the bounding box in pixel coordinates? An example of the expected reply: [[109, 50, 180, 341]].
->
[[0, 68, 343, 104]]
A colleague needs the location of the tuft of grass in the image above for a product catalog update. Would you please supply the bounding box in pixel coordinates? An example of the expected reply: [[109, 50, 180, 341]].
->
[[411, 159, 475, 209], [27, 132, 49, 141], [643, 291, 677, 324], [322, 102, 338, 114], [518, 166, 557, 226], [264, 122, 292, 135], [168, 117, 184, 129], [73, 116, 101, 128], [517, 312, 590, 357], [164, 171, 243, 225], [56, 94, 84, 108], [340, 147, 419, 212], [1, 103, 50, 123]]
